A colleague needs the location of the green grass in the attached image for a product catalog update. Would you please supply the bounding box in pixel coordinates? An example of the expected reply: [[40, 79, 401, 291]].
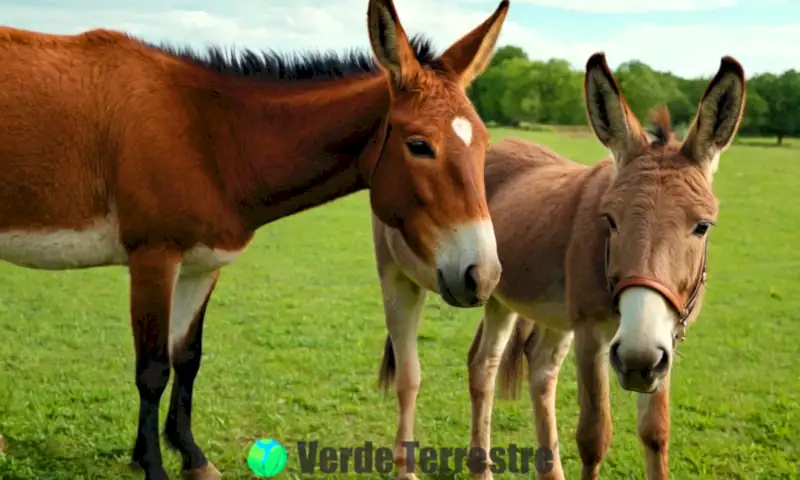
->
[[1, 129, 798, 479]]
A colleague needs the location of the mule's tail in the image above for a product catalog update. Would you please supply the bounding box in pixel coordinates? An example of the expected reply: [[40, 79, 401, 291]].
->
[[496, 316, 538, 400], [378, 335, 396, 393]]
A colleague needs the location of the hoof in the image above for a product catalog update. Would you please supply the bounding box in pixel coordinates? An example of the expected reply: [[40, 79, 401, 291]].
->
[[182, 461, 221, 480], [0, 434, 6, 453]]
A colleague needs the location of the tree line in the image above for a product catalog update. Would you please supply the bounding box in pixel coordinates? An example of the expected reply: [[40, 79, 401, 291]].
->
[[467, 46, 800, 145]]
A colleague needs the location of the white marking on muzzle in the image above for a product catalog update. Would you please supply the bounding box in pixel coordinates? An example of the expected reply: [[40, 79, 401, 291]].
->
[[434, 219, 498, 279], [614, 287, 677, 358], [451, 116, 473, 147]]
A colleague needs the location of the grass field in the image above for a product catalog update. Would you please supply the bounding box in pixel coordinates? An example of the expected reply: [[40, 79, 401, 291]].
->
[[1, 128, 798, 479]]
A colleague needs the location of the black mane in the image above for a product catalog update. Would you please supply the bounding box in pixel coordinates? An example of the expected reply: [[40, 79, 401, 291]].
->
[[148, 35, 442, 83]]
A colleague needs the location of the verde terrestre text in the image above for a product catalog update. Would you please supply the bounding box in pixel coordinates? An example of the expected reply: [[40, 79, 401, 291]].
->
[[295, 441, 554, 474]]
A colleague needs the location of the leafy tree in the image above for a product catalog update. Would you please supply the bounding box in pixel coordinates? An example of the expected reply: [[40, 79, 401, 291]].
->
[[498, 58, 542, 124], [529, 59, 584, 125], [468, 46, 528, 121], [753, 71, 800, 145], [740, 89, 769, 136], [468, 46, 799, 145]]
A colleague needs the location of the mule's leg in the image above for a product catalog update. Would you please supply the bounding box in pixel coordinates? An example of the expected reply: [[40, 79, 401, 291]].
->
[[467, 298, 518, 480], [164, 270, 221, 480], [573, 325, 612, 480], [381, 270, 426, 480], [524, 326, 573, 480], [128, 247, 182, 480], [637, 371, 671, 480]]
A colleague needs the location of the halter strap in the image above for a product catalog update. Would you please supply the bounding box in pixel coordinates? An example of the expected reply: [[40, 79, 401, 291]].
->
[[605, 235, 708, 343]]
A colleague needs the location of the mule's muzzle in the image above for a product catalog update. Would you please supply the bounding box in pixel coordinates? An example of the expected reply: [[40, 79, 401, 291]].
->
[[437, 265, 483, 308], [432, 219, 501, 307], [609, 340, 670, 393]]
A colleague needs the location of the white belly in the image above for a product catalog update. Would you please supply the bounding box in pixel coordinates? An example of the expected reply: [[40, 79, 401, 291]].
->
[[497, 293, 621, 340], [496, 294, 572, 332], [0, 215, 128, 269], [180, 245, 243, 275], [0, 214, 244, 273], [0, 212, 245, 359]]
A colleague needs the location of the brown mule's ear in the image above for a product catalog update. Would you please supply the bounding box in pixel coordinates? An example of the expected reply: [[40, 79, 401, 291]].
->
[[680, 56, 746, 176], [438, 0, 511, 89], [367, 0, 423, 89], [583, 52, 648, 170]]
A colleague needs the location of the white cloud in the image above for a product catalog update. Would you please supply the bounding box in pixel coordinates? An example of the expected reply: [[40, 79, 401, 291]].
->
[[564, 24, 800, 77], [0, 1, 794, 78], [467, 0, 739, 13]]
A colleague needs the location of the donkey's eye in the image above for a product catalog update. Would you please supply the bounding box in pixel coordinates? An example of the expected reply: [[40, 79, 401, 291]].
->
[[693, 221, 713, 237], [406, 139, 436, 159], [602, 214, 618, 230]]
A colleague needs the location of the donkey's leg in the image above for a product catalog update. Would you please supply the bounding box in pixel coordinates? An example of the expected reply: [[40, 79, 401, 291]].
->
[[128, 247, 182, 480], [524, 326, 573, 480], [573, 325, 612, 480], [164, 270, 221, 480], [467, 298, 517, 480], [381, 270, 426, 480], [637, 371, 671, 480]]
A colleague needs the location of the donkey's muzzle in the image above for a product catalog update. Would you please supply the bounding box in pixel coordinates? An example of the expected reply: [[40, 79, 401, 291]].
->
[[609, 340, 670, 393]]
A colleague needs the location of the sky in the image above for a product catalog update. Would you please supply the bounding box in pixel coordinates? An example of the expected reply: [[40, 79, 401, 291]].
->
[[0, 0, 797, 78]]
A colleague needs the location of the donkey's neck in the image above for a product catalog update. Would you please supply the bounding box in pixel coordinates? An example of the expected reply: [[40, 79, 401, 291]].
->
[[205, 75, 391, 232]]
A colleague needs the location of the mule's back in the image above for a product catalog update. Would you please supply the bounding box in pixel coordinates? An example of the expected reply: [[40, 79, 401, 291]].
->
[[0, 28, 175, 228], [0, 28, 234, 270], [0, 28, 234, 227]]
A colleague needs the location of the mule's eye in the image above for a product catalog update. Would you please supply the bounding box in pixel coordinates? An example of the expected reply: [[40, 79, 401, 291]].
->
[[603, 214, 618, 230], [406, 139, 436, 159], [693, 221, 713, 237]]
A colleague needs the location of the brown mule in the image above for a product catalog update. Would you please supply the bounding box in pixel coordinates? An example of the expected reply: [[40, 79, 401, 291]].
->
[[376, 53, 746, 479], [0, 0, 510, 478]]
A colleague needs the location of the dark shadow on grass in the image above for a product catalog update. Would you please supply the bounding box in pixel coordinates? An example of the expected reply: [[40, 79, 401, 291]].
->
[[0, 434, 136, 480]]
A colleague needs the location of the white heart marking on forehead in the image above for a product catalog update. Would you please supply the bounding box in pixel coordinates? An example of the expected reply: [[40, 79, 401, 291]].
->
[[451, 116, 473, 147]]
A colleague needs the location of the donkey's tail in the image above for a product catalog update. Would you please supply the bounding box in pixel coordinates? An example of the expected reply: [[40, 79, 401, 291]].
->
[[379, 315, 538, 400], [496, 316, 538, 400]]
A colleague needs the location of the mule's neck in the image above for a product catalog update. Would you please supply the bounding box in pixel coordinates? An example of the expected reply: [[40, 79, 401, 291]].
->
[[203, 74, 391, 232]]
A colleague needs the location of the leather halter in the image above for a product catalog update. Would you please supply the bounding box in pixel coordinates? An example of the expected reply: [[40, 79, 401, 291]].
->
[[604, 234, 709, 343]]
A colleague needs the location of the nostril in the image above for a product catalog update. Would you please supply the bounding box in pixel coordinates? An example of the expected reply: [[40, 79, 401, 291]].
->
[[463, 264, 479, 294], [653, 347, 670, 374], [609, 341, 623, 372]]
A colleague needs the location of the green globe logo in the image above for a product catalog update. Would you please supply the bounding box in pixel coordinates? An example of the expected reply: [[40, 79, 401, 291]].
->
[[247, 438, 288, 477]]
